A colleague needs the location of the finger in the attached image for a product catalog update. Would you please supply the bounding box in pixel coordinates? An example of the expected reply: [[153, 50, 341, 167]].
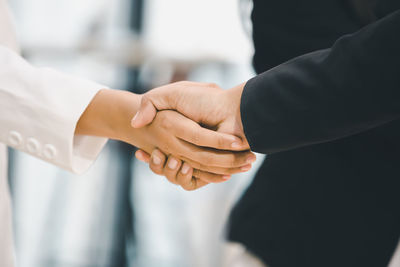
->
[[177, 138, 256, 168], [163, 156, 182, 185], [192, 169, 231, 184], [149, 149, 167, 176], [131, 82, 203, 128], [131, 95, 158, 128], [179, 156, 253, 175], [176, 162, 196, 189], [180, 174, 209, 191], [135, 150, 151, 163], [174, 120, 248, 151]]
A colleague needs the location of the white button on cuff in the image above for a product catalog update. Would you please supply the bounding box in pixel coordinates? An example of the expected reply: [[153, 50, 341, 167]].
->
[[26, 138, 40, 154], [43, 144, 57, 160], [8, 131, 23, 147]]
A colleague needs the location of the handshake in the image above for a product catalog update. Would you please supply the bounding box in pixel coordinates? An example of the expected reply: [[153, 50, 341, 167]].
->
[[131, 81, 256, 190], [77, 81, 255, 191]]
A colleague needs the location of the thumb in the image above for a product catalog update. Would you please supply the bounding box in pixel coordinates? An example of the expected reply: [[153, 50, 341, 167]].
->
[[218, 118, 250, 150], [131, 95, 158, 128]]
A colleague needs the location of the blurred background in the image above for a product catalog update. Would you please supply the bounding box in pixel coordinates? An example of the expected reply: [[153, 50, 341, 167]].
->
[[7, 0, 264, 266]]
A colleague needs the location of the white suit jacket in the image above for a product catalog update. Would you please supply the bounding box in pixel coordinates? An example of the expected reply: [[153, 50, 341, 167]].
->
[[0, 1, 107, 266]]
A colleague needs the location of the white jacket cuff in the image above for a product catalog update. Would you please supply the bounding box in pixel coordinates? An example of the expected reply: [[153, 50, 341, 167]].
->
[[0, 46, 108, 174]]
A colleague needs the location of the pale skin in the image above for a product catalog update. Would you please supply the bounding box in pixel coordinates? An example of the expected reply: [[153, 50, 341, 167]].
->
[[75, 88, 254, 190], [132, 81, 249, 190]]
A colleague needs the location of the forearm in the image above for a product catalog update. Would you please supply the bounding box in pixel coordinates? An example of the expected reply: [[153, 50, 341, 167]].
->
[[75, 89, 142, 143]]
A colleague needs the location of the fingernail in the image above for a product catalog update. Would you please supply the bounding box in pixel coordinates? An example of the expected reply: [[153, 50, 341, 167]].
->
[[241, 164, 252, 171], [231, 142, 241, 149], [222, 175, 231, 180], [181, 163, 191, 175], [136, 151, 144, 161], [168, 158, 178, 169], [246, 155, 256, 164], [131, 112, 139, 126], [153, 155, 161, 165]]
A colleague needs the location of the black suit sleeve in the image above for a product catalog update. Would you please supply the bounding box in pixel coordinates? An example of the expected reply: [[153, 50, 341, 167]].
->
[[241, 10, 400, 154]]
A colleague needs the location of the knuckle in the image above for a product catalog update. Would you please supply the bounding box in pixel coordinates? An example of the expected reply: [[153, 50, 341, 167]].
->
[[222, 168, 234, 175], [165, 174, 178, 185], [166, 173, 177, 184], [229, 167, 239, 174], [207, 82, 218, 89], [179, 80, 196, 86], [159, 144, 169, 154], [175, 81, 186, 86], [166, 92, 178, 109], [141, 94, 152, 106], [149, 164, 162, 175], [160, 140, 173, 153], [182, 186, 192, 192], [185, 180, 197, 191], [180, 180, 192, 191], [188, 160, 200, 170], [181, 184, 192, 191], [192, 169, 200, 178]]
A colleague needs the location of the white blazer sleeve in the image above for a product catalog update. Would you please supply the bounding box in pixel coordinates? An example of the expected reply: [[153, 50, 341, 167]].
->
[[0, 45, 108, 174]]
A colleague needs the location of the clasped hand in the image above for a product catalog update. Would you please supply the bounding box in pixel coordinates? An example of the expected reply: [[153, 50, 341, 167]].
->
[[131, 81, 254, 191]]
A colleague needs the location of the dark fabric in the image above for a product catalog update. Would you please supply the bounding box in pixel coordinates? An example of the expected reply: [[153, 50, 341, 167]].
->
[[229, 1, 400, 266]]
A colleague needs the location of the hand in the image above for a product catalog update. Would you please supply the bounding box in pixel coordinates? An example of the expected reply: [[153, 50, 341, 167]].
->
[[131, 81, 247, 146], [136, 148, 253, 191], [130, 81, 250, 190], [128, 110, 254, 176], [135, 149, 217, 191], [75, 89, 255, 184]]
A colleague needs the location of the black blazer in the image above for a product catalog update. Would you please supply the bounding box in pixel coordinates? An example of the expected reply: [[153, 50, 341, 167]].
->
[[229, 1, 400, 266]]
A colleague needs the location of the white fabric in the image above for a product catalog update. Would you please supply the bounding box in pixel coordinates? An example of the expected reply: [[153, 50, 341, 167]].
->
[[390, 243, 400, 267], [223, 243, 267, 267], [0, 1, 108, 266], [223, 242, 400, 267], [0, 145, 14, 267]]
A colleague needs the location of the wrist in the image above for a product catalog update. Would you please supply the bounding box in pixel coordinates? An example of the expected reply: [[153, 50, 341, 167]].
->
[[76, 89, 142, 142], [107, 90, 142, 143], [224, 83, 245, 137]]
